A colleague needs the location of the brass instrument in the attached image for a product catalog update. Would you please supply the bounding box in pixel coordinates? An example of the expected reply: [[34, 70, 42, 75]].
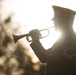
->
[[13, 26, 54, 43]]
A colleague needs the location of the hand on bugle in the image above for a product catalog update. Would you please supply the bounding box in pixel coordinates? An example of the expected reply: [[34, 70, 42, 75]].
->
[[29, 29, 42, 41]]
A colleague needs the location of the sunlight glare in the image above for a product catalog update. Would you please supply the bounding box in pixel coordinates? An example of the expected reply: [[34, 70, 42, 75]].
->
[[11, 0, 76, 49], [40, 28, 61, 49], [2, 0, 76, 63]]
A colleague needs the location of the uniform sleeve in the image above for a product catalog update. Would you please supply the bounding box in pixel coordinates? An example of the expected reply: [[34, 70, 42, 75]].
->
[[30, 40, 52, 63]]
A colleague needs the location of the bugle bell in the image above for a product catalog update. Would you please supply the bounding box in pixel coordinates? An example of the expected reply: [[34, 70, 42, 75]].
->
[[12, 33, 30, 43], [13, 26, 54, 43]]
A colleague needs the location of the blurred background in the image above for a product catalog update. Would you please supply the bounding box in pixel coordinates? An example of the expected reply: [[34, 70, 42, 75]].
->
[[0, 0, 76, 75]]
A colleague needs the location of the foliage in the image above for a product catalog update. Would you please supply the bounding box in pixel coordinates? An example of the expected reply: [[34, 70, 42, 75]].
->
[[0, 11, 46, 75]]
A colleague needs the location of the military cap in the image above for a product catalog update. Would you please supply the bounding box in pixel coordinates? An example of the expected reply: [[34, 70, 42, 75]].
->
[[52, 5, 76, 17]]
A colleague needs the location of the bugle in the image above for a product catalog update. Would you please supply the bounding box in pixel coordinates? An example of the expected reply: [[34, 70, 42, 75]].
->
[[13, 26, 54, 43]]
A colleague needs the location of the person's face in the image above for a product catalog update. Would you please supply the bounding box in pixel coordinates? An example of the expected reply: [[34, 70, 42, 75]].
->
[[52, 16, 61, 30]]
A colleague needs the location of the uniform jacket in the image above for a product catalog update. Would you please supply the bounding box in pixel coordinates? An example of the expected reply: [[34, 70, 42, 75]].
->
[[30, 31, 76, 75]]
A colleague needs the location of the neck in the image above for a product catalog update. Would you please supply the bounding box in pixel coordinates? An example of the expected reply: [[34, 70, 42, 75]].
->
[[60, 28, 75, 36]]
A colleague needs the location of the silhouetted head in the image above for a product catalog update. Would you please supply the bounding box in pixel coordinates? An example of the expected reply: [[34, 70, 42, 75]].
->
[[52, 5, 76, 32]]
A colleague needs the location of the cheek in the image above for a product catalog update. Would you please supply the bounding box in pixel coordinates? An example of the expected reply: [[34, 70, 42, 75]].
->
[[54, 21, 59, 26], [54, 17, 61, 25]]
